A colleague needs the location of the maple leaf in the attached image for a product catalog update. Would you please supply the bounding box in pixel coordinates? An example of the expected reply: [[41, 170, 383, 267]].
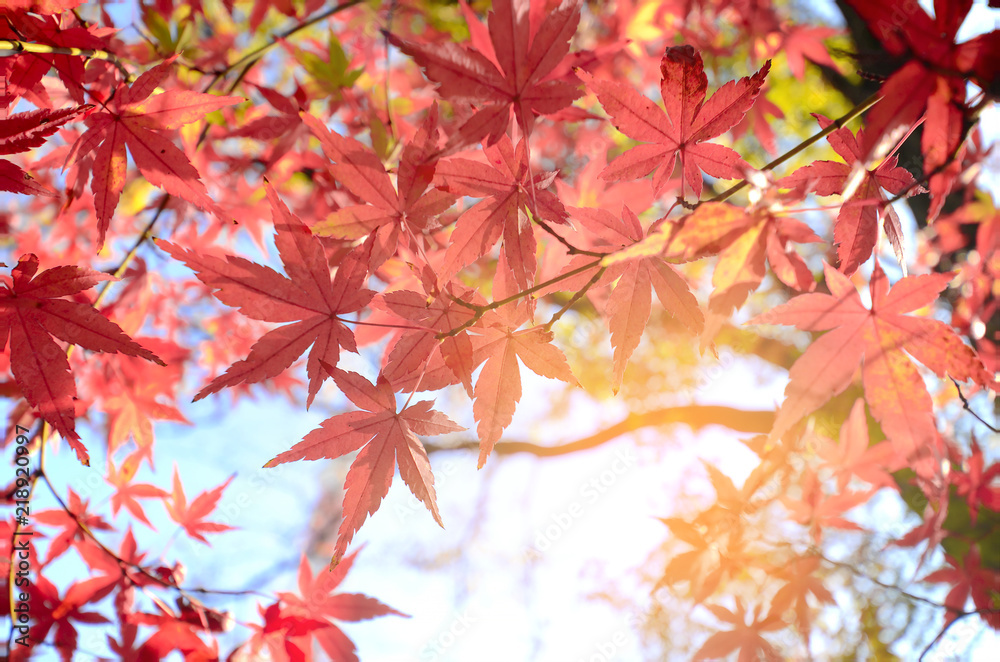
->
[[779, 114, 921, 275], [693, 599, 784, 661], [658, 460, 783, 602], [638, 200, 820, 320], [388, 0, 583, 146], [435, 134, 568, 292], [284, 31, 364, 101], [97, 337, 190, 457], [0, 254, 164, 464], [302, 107, 456, 268], [750, 262, 993, 457], [21, 573, 112, 659], [769, 556, 835, 636], [105, 454, 169, 530], [781, 25, 839, 80], [228, 83, 314, 170], [657, 517, 740, 603], [1, 0, 85, 12], [0, 13, 104, 108], [781, 469, 873, 543], [0, 159, 57, 197], [580, 45, 770, 199], [265, 369, 464, 566], [554, 149, 656, 212], [0, 106, 90, 155], [238, 601, 327, 662], [0, 105, 90, 196], [133, 614, 219, 661], [34, 488, 113, 563], [66, 59, 243, 248], [731, 91, 784, 155], [843, 0, 998, 218], [921, 547, 1000, 629], [471, 306, 578, 467], [570, 205, 703, 391], [952, 438, 1000, 525], [156, 183, 374, 406], [276, 550, 407, 661], [817, 398, 904, 493], [76, 528, 153, 590], [163, 466, 235, 544], [374, 280, 481, 395]]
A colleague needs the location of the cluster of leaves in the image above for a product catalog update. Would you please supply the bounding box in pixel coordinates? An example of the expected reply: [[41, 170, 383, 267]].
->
[[0, 0, 997, 659]]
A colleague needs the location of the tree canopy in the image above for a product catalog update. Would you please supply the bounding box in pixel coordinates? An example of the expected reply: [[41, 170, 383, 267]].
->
[[0, 0, 998, 659]]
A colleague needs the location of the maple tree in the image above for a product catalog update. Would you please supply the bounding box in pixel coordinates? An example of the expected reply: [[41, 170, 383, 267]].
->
[[0, 0, 998, 659]]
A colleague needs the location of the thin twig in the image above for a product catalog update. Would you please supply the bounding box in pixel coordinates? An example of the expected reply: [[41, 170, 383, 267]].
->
[[543, 266, 606, 330], [703, 91, 881, 206], [534, 217, 606, 257], [918, 609, 1000, 661], [950, 378, 999, 433], [0, 39, 131, 80], [437, 258, 603, 338]]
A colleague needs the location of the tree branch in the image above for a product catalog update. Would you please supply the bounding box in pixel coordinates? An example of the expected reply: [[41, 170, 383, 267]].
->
[[424, 405, 775, 457]]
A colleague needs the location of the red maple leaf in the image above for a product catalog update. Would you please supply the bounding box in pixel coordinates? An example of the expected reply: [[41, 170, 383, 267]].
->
[[769, 556, 836, 635], [0, 254, 164, 464], [76, 528, 154, 589], [435, 134, 568, 292], [750, 262, 993, 457], [163, 467, 235, 544], [276, 550, 407, 662], [952, 438, 1000, 525], [0, 106, 90, 196], [921, 546, 1000, 629], [817, 398, 904, 493], [265, 369, 464, 566], [387, 0, 584, 146], [95, 337, 190, 457], [105, 454, 169, 530], [228, 83, 310, 167], [374, 280, 481, 395], [570, 205, 703, 391], [156, 183, 374, 406], [0, 13, 104, 108], [302, 107, 456, 269], [0, 106, 90, 155], [66, 59, 243, 247], [21, 573, 112, 658], [844, 0, 998, 218], [34, 488, 113, 563], [133, 613, 219, 661], [781, 469, 873, 543], [779, 114, 922, 275], [653, 199, 820, 318], [237, 601, 327, 662], [693, 599, 784, 661], [0, 1, 86, 13], [470, 305, 578, 467], [580, 45, 770, 199], [781, 25, 839, 80]]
